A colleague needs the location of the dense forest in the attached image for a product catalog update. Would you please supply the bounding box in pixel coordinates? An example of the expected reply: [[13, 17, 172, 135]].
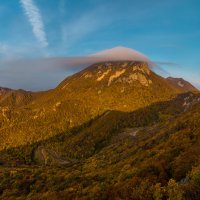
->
[[0, 92, 200, 199]]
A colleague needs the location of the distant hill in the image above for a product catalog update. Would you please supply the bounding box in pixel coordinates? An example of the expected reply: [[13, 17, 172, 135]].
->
[[166, 77, 198, 92], [0, 87, 35, 108]]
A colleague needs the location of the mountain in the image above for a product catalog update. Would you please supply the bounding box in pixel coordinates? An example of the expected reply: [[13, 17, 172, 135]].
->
[[0, 47, 152, 91], [166, 77, 198, 92], [0, 61, 183, 150], [1, 46, 198, 92]]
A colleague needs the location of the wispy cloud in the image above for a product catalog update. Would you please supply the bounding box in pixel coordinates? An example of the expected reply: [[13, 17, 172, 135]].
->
[[20, 0, 48, 47]]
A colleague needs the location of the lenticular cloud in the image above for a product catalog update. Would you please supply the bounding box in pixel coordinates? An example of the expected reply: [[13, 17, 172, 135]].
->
[[0, 46, 181, 91]]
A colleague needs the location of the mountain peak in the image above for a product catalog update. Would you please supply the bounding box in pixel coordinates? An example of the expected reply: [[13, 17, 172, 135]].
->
[[92, 46, 150, 62], [59, 61, 156, 92]]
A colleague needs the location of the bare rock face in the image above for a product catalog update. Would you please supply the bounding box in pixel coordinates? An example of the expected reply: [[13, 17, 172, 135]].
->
[[108, 68, 126, 86], [132, 64, 150, 75], [128, 73, 152, 86], [126, 64, 152, 86], [92, 61, 153, 87]]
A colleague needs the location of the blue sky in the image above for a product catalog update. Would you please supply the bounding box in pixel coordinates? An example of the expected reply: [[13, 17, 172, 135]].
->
[[0, 0, 200, 90]]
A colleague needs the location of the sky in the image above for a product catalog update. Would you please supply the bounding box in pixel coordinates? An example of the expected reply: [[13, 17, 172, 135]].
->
[[0, 0, 199, 90]]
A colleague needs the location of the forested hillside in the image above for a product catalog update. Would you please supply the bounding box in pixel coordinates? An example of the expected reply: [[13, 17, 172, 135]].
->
[[0, 92, 200, 199], [0, 61, 199, 199]]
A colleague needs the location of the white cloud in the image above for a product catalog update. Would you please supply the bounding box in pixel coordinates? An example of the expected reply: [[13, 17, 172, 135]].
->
[[20, 0, 48, 47]]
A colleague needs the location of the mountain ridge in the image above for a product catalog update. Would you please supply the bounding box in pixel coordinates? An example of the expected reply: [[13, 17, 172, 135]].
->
[[166, 77, 198, 92]]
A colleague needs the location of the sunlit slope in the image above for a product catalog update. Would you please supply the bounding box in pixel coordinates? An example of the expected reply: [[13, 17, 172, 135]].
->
[[0, 61, 181, 150]]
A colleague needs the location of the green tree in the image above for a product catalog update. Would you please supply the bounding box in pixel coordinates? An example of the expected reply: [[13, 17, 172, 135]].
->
[[166, 179, 183, 200], [154, 183, 163, 200]]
